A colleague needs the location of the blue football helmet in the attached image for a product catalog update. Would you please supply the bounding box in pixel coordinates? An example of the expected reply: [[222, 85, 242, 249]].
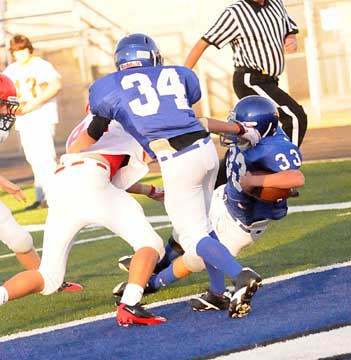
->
[[114, 33, 163, 71], [220, 95, 279, 148]]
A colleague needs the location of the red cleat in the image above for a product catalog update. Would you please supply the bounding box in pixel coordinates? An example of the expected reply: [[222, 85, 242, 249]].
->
[[116, 303, 167, 326], [58, 281, 84, 292]]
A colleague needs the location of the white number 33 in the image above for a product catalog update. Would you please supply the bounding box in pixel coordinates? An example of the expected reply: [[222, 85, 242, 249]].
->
[[275, 149, 302, 170]]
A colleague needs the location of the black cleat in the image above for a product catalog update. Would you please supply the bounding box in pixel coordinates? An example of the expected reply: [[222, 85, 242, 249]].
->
[[117, 255, 167, 275], [229, 267, 262, 318], [116, 303, 166, 326], [189, 289, 231, 311], [117, 255, 132, 272], [113, 281, 127, 297], [24, 201, 41, 211], [24, 200, 48, 211]]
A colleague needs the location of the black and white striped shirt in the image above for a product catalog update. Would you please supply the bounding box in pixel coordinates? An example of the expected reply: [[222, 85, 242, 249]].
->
[[203, 0, 298, 77]]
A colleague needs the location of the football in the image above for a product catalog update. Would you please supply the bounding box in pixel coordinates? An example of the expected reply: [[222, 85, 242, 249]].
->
[[247, 170, 299, 202], [249, 186, 298, 202]]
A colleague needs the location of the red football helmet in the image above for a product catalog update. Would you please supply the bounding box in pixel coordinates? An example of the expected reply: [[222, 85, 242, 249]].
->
[[0, 73, 19, 131]]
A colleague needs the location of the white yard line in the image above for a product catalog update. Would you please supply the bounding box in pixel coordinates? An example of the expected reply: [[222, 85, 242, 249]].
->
[[1, 201, 350, 260], [303, 157, 351, 164], [216, 325, 351, 360], [1, 260, 350, 343], [287, 201, 351, 214], [0, 224, 172, 259], [16, 202, 351, 233], [21, 215, 171, 233]]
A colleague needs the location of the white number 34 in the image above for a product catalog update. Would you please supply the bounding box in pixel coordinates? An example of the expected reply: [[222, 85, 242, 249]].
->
[[121, 68, 190, 116]]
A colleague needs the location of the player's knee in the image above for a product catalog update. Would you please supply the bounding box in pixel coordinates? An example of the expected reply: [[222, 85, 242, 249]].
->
[[0, 214, 33, 253], [225, 238, 254, 257], [178, 231, 208, 252], [38, 269, 64, 296], [152, 239, 165, 260], [182, 252, 205, 273], [8, 231, 33, 253], [134, 235, 165, 260]]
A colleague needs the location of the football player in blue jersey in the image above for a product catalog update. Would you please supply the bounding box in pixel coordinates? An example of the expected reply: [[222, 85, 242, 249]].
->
[[116, 95, 305, 316], [68, 33, 262, 325], [189, 95, 304, 312]]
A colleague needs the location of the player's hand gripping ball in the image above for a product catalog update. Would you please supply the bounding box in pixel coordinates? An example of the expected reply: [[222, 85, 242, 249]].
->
[[242, 170, 299, 202], [249, 186, 299, 202]]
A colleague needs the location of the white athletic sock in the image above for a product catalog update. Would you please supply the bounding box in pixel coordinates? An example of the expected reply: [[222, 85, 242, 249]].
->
[[120, 283, 144, 306], [0, 286, 9, 305]]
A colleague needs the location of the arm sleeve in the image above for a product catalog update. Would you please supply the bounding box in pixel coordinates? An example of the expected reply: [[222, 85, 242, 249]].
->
[[184, 68, 201, 105], [87, 115, 111, 141], [88, 79, 116, 120], [202, 8, 239, 49]]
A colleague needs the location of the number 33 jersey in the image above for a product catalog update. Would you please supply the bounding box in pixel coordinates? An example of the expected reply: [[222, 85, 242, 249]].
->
[[89, 65, 205, 156], [225, 128, 303, 225]]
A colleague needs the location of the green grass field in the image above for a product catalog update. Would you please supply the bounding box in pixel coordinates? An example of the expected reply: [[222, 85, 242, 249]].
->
[[1, 160, 350, 336]]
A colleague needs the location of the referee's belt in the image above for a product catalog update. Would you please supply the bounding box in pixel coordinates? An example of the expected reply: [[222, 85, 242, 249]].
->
[[149, 130, 211, 162], [235, 67, 278, 81]]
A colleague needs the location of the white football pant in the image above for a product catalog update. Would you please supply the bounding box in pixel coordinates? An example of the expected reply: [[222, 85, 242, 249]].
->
[[39, 155, 164, 295], [155, 136, 219, 272]]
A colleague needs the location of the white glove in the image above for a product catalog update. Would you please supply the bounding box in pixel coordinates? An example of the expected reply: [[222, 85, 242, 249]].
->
[[238, 122, 261, 146]]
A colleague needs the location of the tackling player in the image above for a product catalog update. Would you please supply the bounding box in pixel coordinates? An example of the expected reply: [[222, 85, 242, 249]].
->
[[116, 96, 305, 316], [0, 111, 167, 325], [68, 33, 263, 319]]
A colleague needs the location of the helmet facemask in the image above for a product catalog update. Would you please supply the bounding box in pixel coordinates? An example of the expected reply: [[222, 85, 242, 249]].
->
[[219, 109, 251, 150], [222, 95, 279, 150], [0, 96, 19, 132]]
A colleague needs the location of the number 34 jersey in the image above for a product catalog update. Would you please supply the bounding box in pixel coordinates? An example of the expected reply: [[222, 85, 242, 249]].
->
[[89, 65, 205, 156], [225, 128, 303, 226]]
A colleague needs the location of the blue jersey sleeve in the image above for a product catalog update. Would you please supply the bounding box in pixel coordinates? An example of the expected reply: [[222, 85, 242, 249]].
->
[[181, 67, 201, 105], [244, 130, 303, 172], [89, 73, 119, 119]]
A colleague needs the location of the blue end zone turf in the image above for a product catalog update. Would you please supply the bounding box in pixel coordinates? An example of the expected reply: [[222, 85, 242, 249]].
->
[[1, 266, 351, 360]]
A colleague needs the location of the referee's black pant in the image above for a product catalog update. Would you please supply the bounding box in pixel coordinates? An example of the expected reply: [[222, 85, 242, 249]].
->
[[233, 68, 307, 147]]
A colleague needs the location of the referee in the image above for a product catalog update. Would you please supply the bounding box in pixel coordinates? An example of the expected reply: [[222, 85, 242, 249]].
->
[[185, 0, 307, 147]]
